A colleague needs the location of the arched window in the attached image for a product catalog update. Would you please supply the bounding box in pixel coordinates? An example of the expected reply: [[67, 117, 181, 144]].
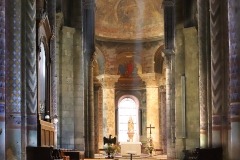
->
[[37, 16, 52, 122], [118, 97, 140, 142], [38, 42, 46, 116]]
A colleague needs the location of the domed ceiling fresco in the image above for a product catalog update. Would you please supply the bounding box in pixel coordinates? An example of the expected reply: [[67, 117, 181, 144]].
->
[[95, 0, 164, 41]]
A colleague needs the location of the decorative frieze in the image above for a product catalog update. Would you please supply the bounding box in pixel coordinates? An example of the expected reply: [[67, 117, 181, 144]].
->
[[139, 73, 161, 87], [96, 74, 120, 89]]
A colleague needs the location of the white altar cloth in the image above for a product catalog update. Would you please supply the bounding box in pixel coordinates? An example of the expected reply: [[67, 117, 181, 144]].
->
[[120, 142, 142, 156]]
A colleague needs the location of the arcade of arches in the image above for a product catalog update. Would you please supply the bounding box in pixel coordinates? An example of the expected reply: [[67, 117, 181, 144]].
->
[[0, 0, 240, 160]]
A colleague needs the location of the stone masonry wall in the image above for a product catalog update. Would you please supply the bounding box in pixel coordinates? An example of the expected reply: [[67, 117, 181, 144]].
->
[[175, 26, 200, 159], [57, 26, 75, 149]]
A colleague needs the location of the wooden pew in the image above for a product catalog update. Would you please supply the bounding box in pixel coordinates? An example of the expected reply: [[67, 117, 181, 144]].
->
[[28, 118, 83, 160], [187, 147, 222, 160], [27, 118, 55, 160], [26, 146, 54, 160]]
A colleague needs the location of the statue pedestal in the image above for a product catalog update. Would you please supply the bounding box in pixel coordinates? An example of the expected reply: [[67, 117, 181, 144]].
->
[[127, 132, 134, 142], [120, 142, 142, 156]]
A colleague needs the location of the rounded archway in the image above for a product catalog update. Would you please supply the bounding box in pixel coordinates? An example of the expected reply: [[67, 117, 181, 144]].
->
[[117, 95, 140, 142]]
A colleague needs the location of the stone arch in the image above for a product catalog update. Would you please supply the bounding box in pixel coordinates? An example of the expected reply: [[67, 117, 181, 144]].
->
[[117, 95, 140, 142], [154, 45, 164, 74]]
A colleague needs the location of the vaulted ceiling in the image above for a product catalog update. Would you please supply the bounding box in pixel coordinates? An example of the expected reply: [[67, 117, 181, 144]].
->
[[95, 0, 164, 41]]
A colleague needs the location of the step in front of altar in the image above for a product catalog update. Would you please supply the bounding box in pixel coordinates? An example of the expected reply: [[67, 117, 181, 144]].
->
[[116, 154, 167, 159]]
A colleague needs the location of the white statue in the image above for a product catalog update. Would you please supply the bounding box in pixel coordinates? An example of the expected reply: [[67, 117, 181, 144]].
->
[[128, 116, 134, 132]]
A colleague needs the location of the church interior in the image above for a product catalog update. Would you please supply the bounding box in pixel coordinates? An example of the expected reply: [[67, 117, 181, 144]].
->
[[0, 0, 239, 160]]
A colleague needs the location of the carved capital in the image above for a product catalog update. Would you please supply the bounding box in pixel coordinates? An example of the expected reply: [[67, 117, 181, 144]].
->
[[160, 85, 166, 92], [83, 1, 96, 9], [62, 26, 76, 35], [162, 49, 174, 68], [96, 74, 120, 89], [140, 73, 161, 87], [56, 13, 64, 28], [162, 1, 175, 7]]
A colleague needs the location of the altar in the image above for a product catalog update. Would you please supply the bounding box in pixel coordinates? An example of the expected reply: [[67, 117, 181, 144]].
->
[[120, 142, 142, 156]]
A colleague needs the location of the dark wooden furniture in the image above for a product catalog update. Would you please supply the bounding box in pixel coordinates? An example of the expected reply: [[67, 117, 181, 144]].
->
[[64, 151, 84, 160], [38, 118, 55, 147], [187, 147, 222, 160], [26, 146, 53, 160]]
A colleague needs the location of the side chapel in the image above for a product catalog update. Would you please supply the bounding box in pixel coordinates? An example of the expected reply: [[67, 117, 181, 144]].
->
[[0, 0, 240, 160]]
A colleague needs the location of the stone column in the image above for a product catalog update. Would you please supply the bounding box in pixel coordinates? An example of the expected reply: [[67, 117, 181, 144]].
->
[[56, 12, 63, 149], [0, 0, 5, 159], [197, 0, 210, 148], [97, 75, 119, 138], [140, 73, 161, 150], [82, 2, 95, 157], [23, 0, 38, 152], [228, 1, 240, 159], [89, 61, 94, 158], [59, 26, 75, 149], [48, 0, 58, 148], [94, 85, 101, 153], [162, 49, 175, 158], [162, 0, 175, 157], [183, 27, 200, 150], [98, 87, 103, 147], [210, 0, 223, 147], [160, 86, 167, 154], [5, 0, 22, 159], [70, 0, 85, 150]]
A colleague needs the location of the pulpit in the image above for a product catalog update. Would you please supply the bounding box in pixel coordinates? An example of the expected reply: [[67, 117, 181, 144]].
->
[[120, 142, 142, 156]]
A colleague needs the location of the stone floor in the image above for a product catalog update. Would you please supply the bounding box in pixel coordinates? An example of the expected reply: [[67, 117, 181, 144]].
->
[[92, 154, 178, 160]]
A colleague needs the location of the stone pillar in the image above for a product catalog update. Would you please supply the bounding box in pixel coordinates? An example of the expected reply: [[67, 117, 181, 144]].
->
[[5, 0, 22, 159], [59, 26, 75, 149], [94, 85, 101, 153], [210, 0, 223, 147], [228, 1, 240, 159], [183, 27, 200, 150], [23, 0, 38, 152], [162, 0, 175, 157], [162, 49, 175, 158], [160, 86, 167, 154], [89, 61, 94, 158], [97, 75, 119, 138], [0, 0, 5, 159], [140, 73, 161, 149], [82, 1, 95, 157], [56, 12, 63, 149], [48, 0, 58, 148], [197, 0, 210, 148], [70, 0, 85, 150], [98, 87, 103, 148]]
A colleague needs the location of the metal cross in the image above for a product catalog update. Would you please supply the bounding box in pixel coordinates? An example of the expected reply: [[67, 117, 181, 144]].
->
[[146, 124, 155, 136]]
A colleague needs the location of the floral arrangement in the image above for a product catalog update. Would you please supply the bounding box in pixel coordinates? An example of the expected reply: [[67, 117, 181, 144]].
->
[[145, 137, 154, 154], [105, 143, 121, 153]]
